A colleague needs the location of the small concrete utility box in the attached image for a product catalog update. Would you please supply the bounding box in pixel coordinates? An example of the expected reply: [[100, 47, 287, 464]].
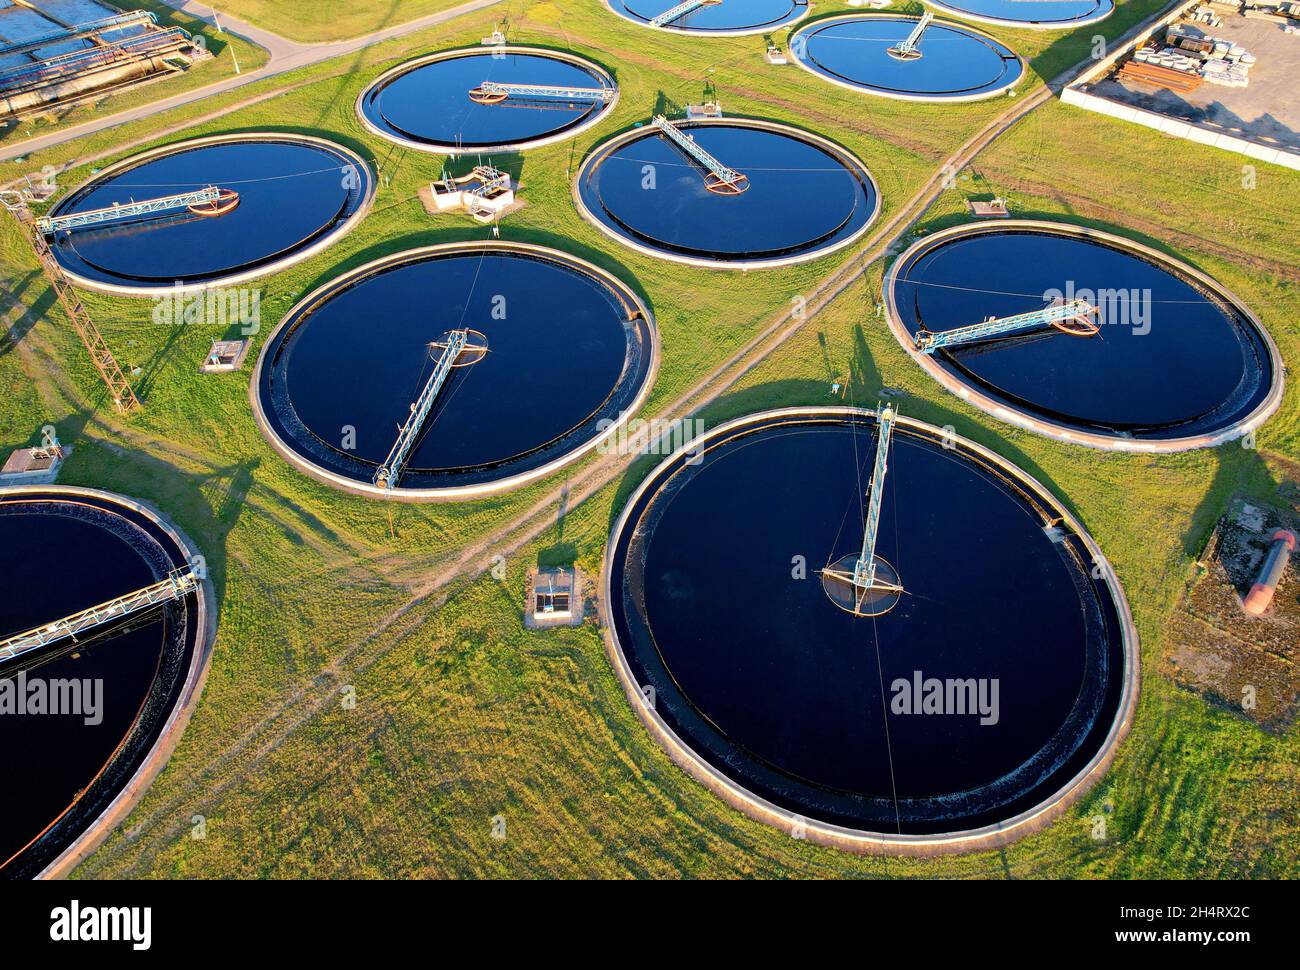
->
[[686, 100, 724, 120], [200, 339, 250, 373], [525, 566, 585, 629], [969, 198, 1010, 217]]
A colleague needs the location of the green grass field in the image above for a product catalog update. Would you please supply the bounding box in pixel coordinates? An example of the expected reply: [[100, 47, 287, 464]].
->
[[0, 0, 1295, 878], [211, 0, 488, 42]]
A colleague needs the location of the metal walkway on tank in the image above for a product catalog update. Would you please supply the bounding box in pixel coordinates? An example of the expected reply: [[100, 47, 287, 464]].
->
[[0, 568, 198, 667]]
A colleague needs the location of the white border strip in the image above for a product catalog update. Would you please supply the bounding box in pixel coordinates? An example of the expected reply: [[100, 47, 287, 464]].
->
[[249, 241, 660, 503], [883, 219, 1286, 453], [599, 405, 1140, 854], [573, 116, 882, 271], [355, 45, 620, 157]]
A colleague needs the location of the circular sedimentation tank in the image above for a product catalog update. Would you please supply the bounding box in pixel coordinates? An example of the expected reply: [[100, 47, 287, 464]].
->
[[358, 46, 618, 154], [924, 0, 1114, 29], [253, 242, 658, 500], [885, 221, 1283, 451], [607, 0, 809, 35], [46, 133, 373, 296], [0, 487, 210, 879], [790, 14, 1024, 102], [603, 407, 1137, 850], [575, 118, 879, 268]]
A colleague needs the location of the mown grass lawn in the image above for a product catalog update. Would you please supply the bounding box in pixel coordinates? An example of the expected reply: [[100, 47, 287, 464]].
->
[[211, 0, 489, 42], [0, 0, 1294, 877]]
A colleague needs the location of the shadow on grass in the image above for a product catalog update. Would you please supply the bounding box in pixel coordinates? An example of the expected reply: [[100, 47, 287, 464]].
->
[[131, 320, 189, 405], [601, 318, 889, 536], [537, 481, 578, 568], [1180, 439, 1293, 560], [0, 270, 51, 360], [57, 439, 259, 624], [197, 456, 260, 615]]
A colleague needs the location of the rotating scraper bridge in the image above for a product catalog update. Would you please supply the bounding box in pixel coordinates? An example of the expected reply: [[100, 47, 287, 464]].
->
[[652, 114, 750, 193], [819, 404, 907, 617], [914, 299, 1100, 354], [35, 186, 237, 234], [373, 328, 487, 491], [469, 80, 614, 105], [0, 567, 198, 668]]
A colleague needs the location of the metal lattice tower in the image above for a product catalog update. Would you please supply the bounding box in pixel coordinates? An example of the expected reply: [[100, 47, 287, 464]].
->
[[652, 115, 747, 190], [374, 330, 470, 491], [853, 404, 895, 592], [0, 568, 196, 666], [4, 198, 141, 413], [914, 299, 1099, 355], [36, 186, 221, 234], [473, 81, 614, 102]]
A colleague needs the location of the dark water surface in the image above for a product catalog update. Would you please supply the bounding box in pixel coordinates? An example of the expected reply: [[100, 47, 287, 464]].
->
[[261, 249, 653, 491], [580, 124, 876, 263], [0, 494, 196, 877], [51, 139, 367, 288], [610, 414, 1126, 832], [893, 228, 1274, 439], [793, 17, 1023, 98], [360, 51, 613, 149]]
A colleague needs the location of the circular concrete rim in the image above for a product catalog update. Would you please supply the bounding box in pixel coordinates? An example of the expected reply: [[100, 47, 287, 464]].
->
[[249, 240, 660, 503], [0, 485, 218, 879], [48, 132, 376, 298], [573, 116, 882, 271], [599, 405, 1140, 855], [923, 0, 1115, 31], [355, 44, 620, 157], [603, 0, 810, 37], [788, 13, 1025, 104], [884, 219, 1286, 453]]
